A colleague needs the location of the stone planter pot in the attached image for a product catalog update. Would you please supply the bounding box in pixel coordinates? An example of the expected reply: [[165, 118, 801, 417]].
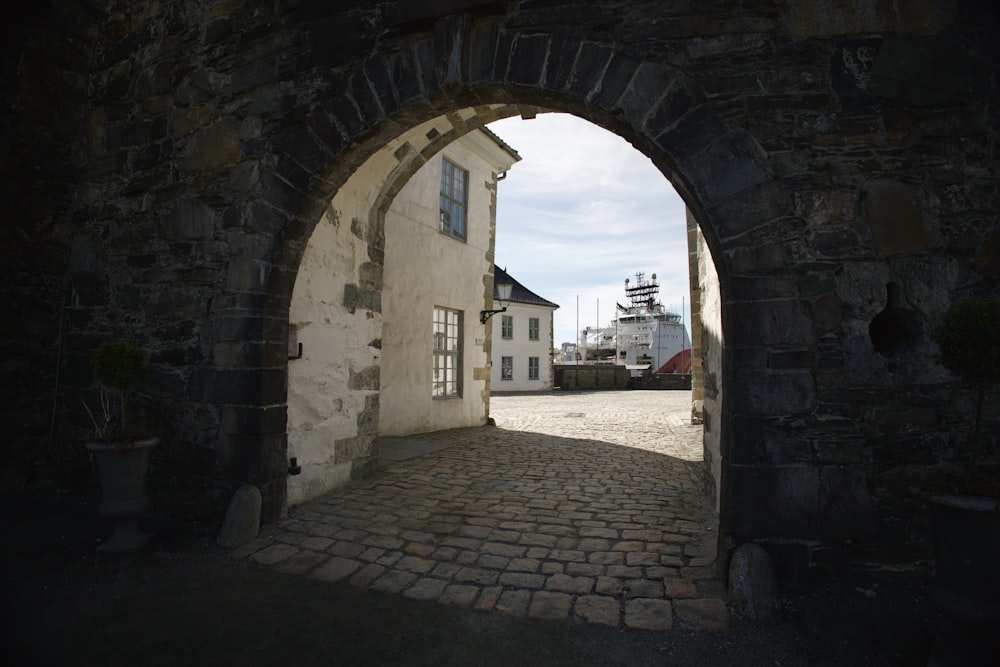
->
[[86, 438, 158, 553], [927, 494, 1000, 666]]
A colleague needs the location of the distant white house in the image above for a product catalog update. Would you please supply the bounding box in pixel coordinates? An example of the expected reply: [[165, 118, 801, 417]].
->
[[379, 129, 521, 436], [490, 266, 559, 391]]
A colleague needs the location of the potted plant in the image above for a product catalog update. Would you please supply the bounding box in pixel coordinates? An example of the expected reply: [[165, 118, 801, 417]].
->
[[925, 296, 1000, 638], [83, 341, 159, 553]]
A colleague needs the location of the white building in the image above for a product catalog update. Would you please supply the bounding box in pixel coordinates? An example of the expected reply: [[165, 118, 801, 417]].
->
[[378, 129, 520, 436], [490, 267, 559, 391], [286, 125, 519, 505]]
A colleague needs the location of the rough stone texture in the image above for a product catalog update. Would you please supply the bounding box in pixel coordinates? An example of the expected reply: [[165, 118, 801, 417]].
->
[[4, 0, 999, 585], [574, 595, 621, 627], [625, 599, 673, 631], [728, 542, 779, 620], [216, 485, 262, 550], [674, 598, 730, 633]]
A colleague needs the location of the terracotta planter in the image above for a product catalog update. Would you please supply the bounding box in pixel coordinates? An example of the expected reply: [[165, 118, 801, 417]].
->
[[86, 438, 158, 553]]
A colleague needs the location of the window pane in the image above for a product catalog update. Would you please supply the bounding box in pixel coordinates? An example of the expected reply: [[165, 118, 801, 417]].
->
[[433, 307, 462, 397], [439, 159, 468, 240]]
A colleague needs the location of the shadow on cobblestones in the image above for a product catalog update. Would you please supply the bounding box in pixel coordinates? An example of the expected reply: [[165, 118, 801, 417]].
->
[[240, 425, 720, 633], [2, 489, 935, 666], [2, 392, 937, 665]]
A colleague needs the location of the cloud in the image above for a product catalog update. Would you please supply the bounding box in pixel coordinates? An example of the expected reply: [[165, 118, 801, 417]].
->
[[487, 113, 692, 346]]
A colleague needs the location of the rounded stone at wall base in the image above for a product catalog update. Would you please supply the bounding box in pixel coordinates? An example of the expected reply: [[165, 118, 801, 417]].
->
[[729, 542, 780, 620], [217, 484, 262, 549]]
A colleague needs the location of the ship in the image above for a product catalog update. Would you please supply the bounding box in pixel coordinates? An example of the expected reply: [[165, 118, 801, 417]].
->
[[580, 272, 691, 375]]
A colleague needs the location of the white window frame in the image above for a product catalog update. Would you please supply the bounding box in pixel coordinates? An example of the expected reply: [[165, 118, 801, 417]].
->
[[528, 356, 539, 381], [433, 307, 462, 398], [528, 317, 539, 341], [501, 355, 513, 381], [501, 314, 513, 339], [439, 158, 468, 241]]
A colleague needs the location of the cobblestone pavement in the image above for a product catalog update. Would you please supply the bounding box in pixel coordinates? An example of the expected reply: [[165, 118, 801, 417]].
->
[[236, 390, 727, 632]]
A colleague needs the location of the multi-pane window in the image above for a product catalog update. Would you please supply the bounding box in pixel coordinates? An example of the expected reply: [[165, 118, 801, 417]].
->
[[433, 307, 462, 397], [528, 356, 539, 380], [501, 356, 513, 381], [501, 315, 513, 339], [528, 317, 539, 341], [439, 159, 468, 240]]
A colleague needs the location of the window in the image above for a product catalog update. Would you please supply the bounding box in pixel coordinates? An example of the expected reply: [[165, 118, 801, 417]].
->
[[501, 356, 513, 381], [433, 307, 462, 397], [439, 159, 468, 240], [528, 356, 539, 380], [528, 317, 539, 341], [501, 315, 513, 339]]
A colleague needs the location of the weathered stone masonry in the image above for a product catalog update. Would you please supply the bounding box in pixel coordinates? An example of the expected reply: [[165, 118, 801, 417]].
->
[[3, 0, 999, 578]]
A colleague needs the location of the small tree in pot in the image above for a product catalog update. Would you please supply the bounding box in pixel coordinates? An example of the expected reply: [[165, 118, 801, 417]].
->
[[84, 341, 159, 553], [934, 296, 1000, 469]]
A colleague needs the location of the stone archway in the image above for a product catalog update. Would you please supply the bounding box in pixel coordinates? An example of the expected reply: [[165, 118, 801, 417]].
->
[[12, 1, 997, 581], [254, 24, 772, 558]]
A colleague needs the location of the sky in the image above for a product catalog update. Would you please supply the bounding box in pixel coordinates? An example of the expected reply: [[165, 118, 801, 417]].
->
[[486, 113, 691, 348]]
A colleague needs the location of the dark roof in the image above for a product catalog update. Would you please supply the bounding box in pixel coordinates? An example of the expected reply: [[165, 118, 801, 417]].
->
[[478, 126, 521, 163], [494, 266, 559, 309]]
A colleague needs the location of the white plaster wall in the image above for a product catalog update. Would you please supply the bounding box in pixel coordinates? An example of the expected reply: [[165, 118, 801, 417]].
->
[[379, 131, 518, 435], [491, 302, 556, 391], [286, 191, 380, 506], [286, 114, 517, 505]]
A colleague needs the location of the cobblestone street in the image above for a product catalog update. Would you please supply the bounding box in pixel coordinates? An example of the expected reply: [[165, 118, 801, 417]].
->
[[236, 390, 727, 632]]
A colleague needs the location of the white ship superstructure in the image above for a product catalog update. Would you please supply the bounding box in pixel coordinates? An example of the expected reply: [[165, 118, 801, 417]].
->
[[580, 272, 691, 373]]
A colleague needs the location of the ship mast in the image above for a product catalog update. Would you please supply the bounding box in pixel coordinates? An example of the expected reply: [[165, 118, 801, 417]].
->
[[624, 271, 660, 311]]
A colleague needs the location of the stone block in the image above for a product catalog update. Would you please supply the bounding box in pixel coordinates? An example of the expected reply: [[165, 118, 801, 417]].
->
[[363, 56, 397, 117], [591, 52, 640, 111], [728, 542, 779, 619], [249, 542, 298, 566], [862, 180, 936, 258], [349, 365, 380, 391], [870, 33, 988, 108], [433, 13, 468, 85], [182, 117, 240, 172], [729, 298, 812, 347], [619, 61, 682, 127], [217, 484, 262, 549], [542, 29, 581, 91], [402, 577, 448, 601], [529, 591, 573, 621], [624, 598, 672, 631], [566, 42, 611, 100], [574, 595, 621, 627], [654, 104, 726, 166], [674, 598, 730, 632], [440, 584, 479, 607], [508, 33, 548, 86], [311, 556, 363, 583], [465, 19, 500, 85], [687, 131, 771, 203]]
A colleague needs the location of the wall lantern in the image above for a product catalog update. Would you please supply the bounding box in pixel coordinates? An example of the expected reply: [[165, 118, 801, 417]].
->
[[481, 281, 513, 324]]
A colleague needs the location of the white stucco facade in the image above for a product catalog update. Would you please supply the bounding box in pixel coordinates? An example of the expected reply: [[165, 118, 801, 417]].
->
[[490, 300, 557, 391], [379, 130, 519, 436], [286, 114, 519, 507]]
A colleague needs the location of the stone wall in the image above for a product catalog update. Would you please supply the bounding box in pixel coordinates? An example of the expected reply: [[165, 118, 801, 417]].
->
[[555, 365, 631, 391], [692, 211, 724, 513], [3, 0, 999, 579]]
